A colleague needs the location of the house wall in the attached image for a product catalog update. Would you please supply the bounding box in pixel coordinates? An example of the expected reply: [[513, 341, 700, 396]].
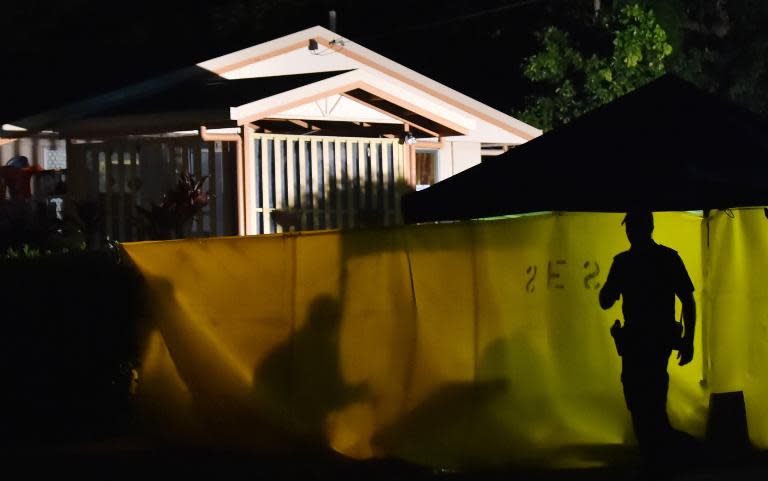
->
[[436, 141, 481, 182]]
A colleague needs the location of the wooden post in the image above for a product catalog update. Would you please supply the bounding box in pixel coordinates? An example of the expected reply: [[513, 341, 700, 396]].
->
[[199, 126, 243, 235]]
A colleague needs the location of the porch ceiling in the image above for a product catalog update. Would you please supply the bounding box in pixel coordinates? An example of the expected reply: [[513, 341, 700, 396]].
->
[[254, 118, 420, 138], [342, 88, 464, 137]]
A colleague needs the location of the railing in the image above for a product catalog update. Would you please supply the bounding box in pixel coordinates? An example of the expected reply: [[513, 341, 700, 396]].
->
[[251, 134, 406, 234]]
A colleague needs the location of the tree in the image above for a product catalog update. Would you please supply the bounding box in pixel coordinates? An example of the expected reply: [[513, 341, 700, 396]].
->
[[665, 0, 768, 117], [517, 3, 672, 131]]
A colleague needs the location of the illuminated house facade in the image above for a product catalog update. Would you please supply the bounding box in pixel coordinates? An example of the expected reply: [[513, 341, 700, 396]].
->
[[1, 26, 540, 239]]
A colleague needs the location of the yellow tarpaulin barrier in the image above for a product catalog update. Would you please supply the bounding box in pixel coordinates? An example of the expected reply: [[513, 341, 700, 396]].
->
[[122, 209, 767, 468]]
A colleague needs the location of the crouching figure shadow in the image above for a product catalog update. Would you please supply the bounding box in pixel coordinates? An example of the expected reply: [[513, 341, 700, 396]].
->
[[255, 295, 367, 450]]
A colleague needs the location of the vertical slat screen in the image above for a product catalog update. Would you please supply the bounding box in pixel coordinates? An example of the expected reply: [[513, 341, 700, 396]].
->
[[69, 136, 427, 238], [310, 139, 320, 229], [357, 140, 366, 213], [260, 137, 270, 234], [323, 140, 332, 229], [298, 139, 308, 230], [247, 133, 405, 234], [334, 141, 343, 229], [117, 148, 126, 241], [286, 140, 296, 210], [274, 138, 284, 233], [382, 143, 391, 224], [130, 147, 139, 241], [194, 143, 203, 235], [72, 138, 235, 242], [346, 142, 355, 228], [104, 149, 113, 239], [370, 141, 379, 212], [208, 142, 218, 236]]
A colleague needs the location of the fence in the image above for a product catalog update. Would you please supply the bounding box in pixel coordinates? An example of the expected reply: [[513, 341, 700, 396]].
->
[[250, 134, 407, 234], [67, 138, 238, 241]]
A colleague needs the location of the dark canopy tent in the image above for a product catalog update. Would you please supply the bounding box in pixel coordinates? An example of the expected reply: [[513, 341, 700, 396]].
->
[[402, 76, 768, 223]]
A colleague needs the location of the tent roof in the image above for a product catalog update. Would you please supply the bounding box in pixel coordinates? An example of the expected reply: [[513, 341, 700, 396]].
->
[[402, 76, 768, 223]]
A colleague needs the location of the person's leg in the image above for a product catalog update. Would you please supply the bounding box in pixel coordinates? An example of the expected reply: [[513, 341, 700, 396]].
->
[[622, 350, 673, 468]]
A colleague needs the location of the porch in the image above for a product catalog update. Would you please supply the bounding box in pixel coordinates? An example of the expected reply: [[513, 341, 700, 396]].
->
[[62, 129, 413, 241]]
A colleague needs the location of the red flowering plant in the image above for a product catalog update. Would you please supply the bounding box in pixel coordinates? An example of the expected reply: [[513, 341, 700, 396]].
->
[[137, 172, 211, 240]]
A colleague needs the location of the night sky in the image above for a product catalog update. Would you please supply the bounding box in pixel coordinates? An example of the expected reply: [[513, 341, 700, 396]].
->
[[2, 1, 765, 126], [0, 0, 579, 124]]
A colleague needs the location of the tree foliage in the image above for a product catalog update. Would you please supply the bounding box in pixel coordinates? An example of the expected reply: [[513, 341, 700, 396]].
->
[[518, 4, 673, 131], [666, 0, 768, 117]]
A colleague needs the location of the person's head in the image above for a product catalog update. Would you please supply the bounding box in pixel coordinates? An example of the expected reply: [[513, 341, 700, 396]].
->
[[622, 210, 654, 245]]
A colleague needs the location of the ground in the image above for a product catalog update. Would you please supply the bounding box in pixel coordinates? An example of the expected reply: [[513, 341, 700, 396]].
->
[[6, 439, 768, 480]]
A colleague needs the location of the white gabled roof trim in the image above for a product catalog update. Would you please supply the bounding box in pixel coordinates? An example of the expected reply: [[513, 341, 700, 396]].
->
[[229, 69, 477, 133], [198, 26, 542, 141], [198, 26, 322, 73]]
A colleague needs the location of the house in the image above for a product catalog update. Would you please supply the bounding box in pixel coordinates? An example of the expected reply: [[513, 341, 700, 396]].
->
[[0, 26, 541, 240]]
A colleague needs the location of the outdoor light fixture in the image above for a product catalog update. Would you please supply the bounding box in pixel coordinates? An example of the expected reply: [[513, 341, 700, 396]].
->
[[308, 39, 318, 51], [404, 132, 418, 145]]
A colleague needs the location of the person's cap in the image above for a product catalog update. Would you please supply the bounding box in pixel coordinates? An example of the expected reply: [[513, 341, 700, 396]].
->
[[621, 210, 654, 227]]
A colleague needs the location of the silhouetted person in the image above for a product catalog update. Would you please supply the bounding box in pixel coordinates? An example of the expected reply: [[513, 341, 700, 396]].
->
[[599, 211, 696, 471]]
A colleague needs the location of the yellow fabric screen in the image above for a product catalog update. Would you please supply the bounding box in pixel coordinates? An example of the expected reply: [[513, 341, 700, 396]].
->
[[122, 209, 767, 468]]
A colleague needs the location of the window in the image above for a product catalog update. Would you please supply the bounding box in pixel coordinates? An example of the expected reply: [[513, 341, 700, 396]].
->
[[415, 150, 438, 191], [43, 146, 67, 170]]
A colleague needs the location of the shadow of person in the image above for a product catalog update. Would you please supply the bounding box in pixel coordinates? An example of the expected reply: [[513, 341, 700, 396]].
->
[[371, 338, 551, 469], [255, 295, 367, 451]]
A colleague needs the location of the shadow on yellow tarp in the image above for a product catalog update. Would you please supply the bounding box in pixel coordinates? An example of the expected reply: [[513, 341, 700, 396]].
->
[[122, 209, 767, 468]]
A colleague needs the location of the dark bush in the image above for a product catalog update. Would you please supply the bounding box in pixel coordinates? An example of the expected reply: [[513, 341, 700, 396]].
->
[[0, 249, 147, 447]]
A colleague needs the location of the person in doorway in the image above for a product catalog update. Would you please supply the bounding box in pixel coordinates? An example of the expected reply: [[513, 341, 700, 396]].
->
[[599, 210, 696, 469]]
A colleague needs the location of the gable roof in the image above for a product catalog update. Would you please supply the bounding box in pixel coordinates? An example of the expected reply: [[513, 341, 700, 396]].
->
[[2, 26, 540, 143], [199, 26, 541, 141], [228, 69, 474, 137], [402, 76, 768, 223]]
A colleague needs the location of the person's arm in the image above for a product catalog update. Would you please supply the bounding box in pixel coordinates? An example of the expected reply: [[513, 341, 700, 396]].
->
[[599, 260, 620, 310], [673, 251, 696, 366], [677, 290, 696, 366]]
